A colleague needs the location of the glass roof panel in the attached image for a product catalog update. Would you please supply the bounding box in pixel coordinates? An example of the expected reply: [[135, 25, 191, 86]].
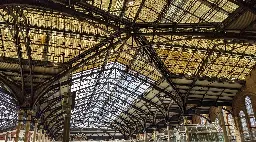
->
[[81, 0, 238, 22], [0, 6, 111, 64], [145, 35, 256, 80], [162, 0, 238, 23], [0, 88, 17, 131], [71, 62, 152, 129]]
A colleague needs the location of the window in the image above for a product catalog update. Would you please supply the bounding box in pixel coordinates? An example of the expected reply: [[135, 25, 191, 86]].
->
[[200, 115, 210, 125], [200, 117, 206, 125], [222, 109, 236, 140], [227, 114, 236, 140], [245, 96, 256, 127], [245, 96, 256, 140], [239, 111, 250, 140], [215, 118, 222, 132], [0, 89, 17, 131]]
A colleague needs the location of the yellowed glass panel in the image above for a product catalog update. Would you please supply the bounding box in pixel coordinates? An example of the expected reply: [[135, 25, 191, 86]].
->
[[188, 1, 201, 14], [110, 0, 124, 11], [144, 0, 166, 13], [209, 11, 228, 22], [125, 6, 140, 20], [222, 1, 239, 13], [181, 14, 199, 23], [138, 7, 159, 22]]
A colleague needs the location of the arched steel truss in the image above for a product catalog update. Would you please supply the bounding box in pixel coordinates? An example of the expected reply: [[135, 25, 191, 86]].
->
[[0, 0, 255, 140]]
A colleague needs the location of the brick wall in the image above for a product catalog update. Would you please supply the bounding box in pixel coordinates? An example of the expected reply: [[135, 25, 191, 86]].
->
[[232, 67, 256, 117]]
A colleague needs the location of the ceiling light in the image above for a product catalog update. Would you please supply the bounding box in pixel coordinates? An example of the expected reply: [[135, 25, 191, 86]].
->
[[127, 0, 134, 5]]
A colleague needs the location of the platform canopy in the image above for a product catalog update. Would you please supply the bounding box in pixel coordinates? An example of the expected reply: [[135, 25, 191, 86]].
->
[[0, 0, 256, 140]]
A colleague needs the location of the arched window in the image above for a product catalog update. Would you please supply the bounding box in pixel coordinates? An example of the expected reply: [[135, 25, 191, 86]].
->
[[239, 110, 250, 140], [227, 114, 236, 140], [222, 108, 236, 140], [200, 117, 206, 125], [215, 118, 222, 132], [245, 96, 256, 127], [245, 96, 256, 140]]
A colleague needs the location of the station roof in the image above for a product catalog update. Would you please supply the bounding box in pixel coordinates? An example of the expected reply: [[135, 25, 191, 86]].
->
[[0, 0, 255, 140]]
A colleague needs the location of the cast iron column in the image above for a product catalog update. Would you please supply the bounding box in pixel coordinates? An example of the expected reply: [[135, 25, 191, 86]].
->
[[24, 110, 32, 142], [234, 116, 242, 142], [167, 123, 170, 142], [33, 119, 38, 142], [144, 130, 147, 142], [15, 110, 24, 142], [38, 129, 42, 142], [5, 132, 9, 142], [63, 113, 71, 142], [184, 117, 190, 142], [63, 92, 71, 142], [219, 107, 229, 142]]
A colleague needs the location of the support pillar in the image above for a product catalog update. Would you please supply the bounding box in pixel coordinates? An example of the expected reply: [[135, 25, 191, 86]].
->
[[143, 120, 147, 142], [234, 116, 242, 142], [38, 129, 42, 142], [144, 130, 147, 142], [42, 131, 45, 142], [62, 92, 72, 142], [152, 128, 156, 142], [15, 110, 24, 142], [5, 132, 9, 142], [7, 131, 11, 142], [45, 136, 47, 142], [167, 123, 170, 142], [219, 107, 229, 142], [184, 117, 189, 142], [33, 120, 38, 142], [24, 110, 32, 142], [63, 112, 71, 142]]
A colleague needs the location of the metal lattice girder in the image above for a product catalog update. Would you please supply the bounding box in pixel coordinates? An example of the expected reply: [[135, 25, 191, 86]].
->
[[0, 0, 255, 140], [70, 63, 152, 131], [0, 0, 122, 29], [66, 128, 124, 140], [136, 23, 216, 29], [41, 53, 184, 133], [136, 36, 184, 111], [135, 29, 256, 40], [73, 91, 152, 117], [69, 61, 176, 133], [151, 39, 255, 80], [72, 0, 239, 24], [69, 62, 184, 134], [0, 5, 113, 65], [73, 100, 145, 131], [153, 41, 256, 59], [33, 32, 129, 105], [0, 73, 22, 102]]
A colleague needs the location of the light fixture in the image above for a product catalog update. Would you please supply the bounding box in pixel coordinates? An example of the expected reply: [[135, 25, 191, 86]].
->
[[127, 0, 134, 6]]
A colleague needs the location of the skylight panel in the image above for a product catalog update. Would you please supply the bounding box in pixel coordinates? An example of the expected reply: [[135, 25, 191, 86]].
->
[[162, 0, 238, 23], [71, 62, 152, 129], [0, 89, 17, 131]]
